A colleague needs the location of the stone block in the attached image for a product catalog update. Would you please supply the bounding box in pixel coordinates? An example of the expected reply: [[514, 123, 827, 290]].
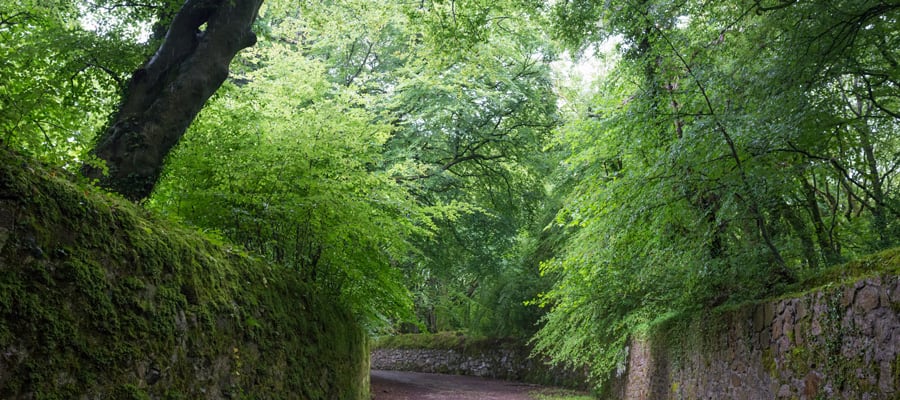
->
[[754, 305, 767, 332], [793, 322, 805, 346], [730, 372, 742, 387], [810, 316, 822, 337], [878, 361, 894, 394], [764, 303, 775, 326], [889, 278, 900, 304], [0, 227, 8, 252], [803, 370, 822, 399], [760, 324, 772, 348], [842, 285, 856, 308], [775, 334, 790, 355], [782, 317, 794, 342], [855, 284, 881, 312], [795, 298, 808, 322], [773, 317, 783, 340], [777, 383, 792, 398]]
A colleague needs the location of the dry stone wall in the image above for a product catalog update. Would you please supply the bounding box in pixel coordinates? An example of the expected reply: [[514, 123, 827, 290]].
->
[[609, 275, 900, 399], [371, 348, 524, 378], [371, 342, 587, 388]]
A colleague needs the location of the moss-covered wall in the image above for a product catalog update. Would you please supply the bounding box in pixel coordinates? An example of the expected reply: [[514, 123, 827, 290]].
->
[[0, 148, 369, 399], [606, 251, 900, 400]]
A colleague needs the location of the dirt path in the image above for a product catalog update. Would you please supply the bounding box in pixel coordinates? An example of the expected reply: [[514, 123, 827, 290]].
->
[[370, 370, 543, 400]]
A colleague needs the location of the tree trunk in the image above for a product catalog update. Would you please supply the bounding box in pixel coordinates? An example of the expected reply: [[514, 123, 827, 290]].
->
[[82, 0, 264, 201], [801, 176, 841, 265], [858, 123, 890, 249], [780, 201, 819, 270]]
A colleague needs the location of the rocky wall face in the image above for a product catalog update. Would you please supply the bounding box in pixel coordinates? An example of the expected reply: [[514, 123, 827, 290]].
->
[[370, 347, 588, 388], [371, 348, 522, 378], [615, 275, 900, 400]]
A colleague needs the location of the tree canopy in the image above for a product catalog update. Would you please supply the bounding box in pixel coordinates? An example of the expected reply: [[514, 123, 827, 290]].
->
[[2, 0, 897, 392], [533, 0, 900, 387]]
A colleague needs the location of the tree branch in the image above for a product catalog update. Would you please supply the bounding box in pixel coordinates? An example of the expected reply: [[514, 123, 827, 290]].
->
[[645, 8, 791, 275], [83, 0, 264, 200]]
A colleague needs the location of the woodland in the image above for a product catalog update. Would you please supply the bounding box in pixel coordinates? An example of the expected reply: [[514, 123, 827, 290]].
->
[[1, 0, 898, 392]]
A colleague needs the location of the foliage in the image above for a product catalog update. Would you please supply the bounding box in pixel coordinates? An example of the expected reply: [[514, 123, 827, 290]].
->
[[533, 0, 899, 391], [2, 0, 561, 338], [299, 0, 562, 336], [383, 0, 560, 336], [150, 41, 428, 328], [528, 389, 594, 400], [4, 0, 898, 394], [373, 331, 492, 351], [0, 0, 143, 167]]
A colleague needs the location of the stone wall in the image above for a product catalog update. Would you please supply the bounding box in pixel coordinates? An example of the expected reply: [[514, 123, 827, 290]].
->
[[609, 275, 900, 399], [371, 341, 587, 388], [0, 149, 370, 399]]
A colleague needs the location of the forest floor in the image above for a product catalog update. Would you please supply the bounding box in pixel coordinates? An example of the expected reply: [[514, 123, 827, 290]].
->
[[370, 370, 583, 400]]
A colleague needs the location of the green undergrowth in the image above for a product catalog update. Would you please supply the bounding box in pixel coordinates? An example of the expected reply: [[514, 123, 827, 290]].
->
[[529, 389, 594, 400], [372, 331, 520, 352], [529, 388, 593, 400], [0, 148, 369, 399], [649, 246, 900, 339], [694, 246, 900, 319], [793, 247, 900, 293]]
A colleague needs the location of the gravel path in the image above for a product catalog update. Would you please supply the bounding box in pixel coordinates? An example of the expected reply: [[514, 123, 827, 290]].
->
[[370, 370, 542, 400]]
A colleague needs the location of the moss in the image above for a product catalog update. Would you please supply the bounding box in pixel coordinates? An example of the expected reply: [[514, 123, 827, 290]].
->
[[529, 388, 594, 400], [115, 384, 151, 400], [785, 344, 813, 377], [374, 331, 522, 353], [0, 148, 369, 399], [763, 348, 778, 378], [792, 247, 900, 298], [893, 353, 900, 390]]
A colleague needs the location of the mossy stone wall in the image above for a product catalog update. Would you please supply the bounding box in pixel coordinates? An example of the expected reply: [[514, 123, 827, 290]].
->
[[608, 270, 900, 399], [0, 149, 369, 399], [372, 333, 588, 389]]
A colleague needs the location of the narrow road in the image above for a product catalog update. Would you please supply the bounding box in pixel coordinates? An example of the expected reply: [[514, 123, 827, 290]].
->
[[370, 370, 542, 400]]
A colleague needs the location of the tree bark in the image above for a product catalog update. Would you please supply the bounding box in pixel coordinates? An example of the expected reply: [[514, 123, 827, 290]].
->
[[83, 0, 264, 201]]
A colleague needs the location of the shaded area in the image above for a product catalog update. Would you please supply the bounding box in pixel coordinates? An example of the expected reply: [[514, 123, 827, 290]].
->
[[0, 148, 369, 399]]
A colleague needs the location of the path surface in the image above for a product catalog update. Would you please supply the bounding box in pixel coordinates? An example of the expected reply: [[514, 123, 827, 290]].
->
[[370, 370, 542, 400]]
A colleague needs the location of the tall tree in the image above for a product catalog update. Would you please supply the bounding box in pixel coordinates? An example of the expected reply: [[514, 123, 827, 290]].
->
[[532, 0, 899, 391], [82, 0, 264, 200]]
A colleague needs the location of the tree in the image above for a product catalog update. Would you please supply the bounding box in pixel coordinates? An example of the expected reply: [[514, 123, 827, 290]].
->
[[532, 0, 899, 391], [144, 0, 561, 332], [383, 1, 560, 335], [150, 39, 432, 327], [273, 0, 561, 334], [82, 0, 264, 201]]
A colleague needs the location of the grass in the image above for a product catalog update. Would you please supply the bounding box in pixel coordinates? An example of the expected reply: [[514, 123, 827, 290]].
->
[[529, 388, 595, 400], [793, 247, 900, 291], [372, 331, 524, 352]]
